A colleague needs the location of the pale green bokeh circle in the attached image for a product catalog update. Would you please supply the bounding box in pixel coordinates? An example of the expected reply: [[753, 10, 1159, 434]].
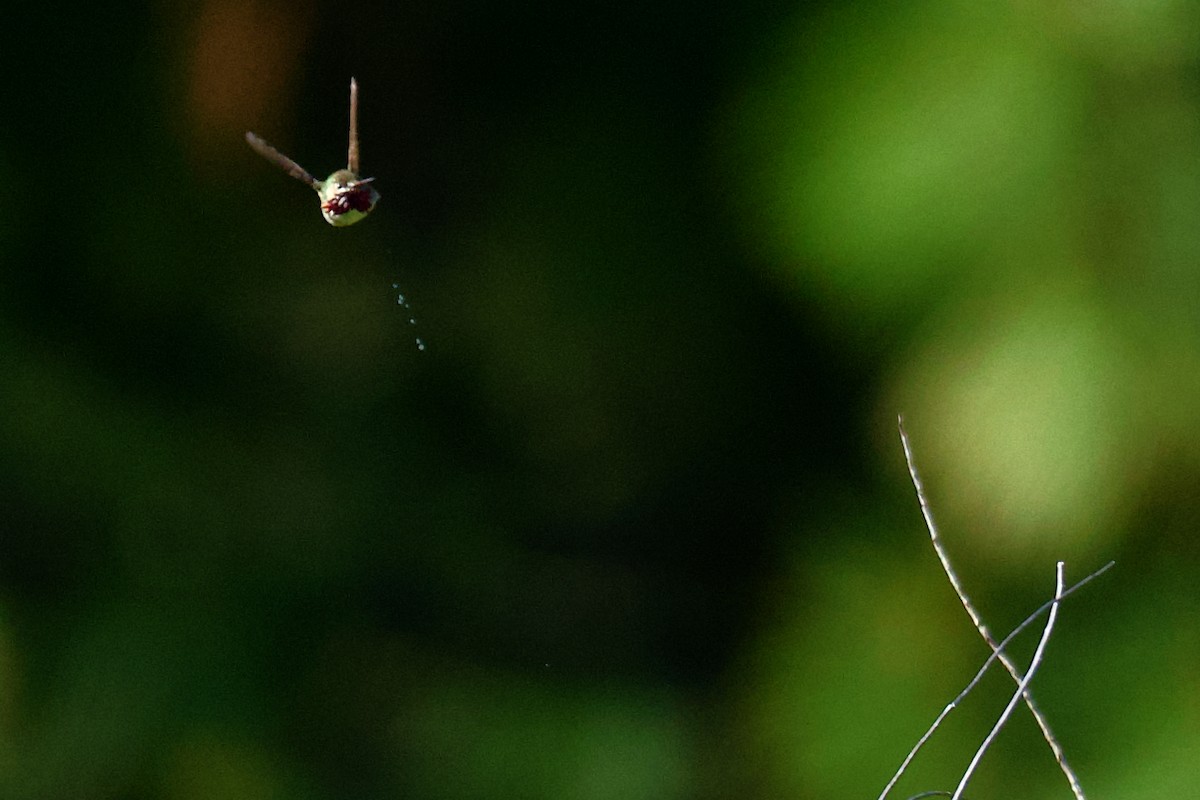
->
[[723, 1, 1081, 320], [889, 285, 1146, 562]]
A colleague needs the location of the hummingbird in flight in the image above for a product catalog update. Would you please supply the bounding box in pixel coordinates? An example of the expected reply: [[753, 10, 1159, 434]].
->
[[246, 78, 380, 226]]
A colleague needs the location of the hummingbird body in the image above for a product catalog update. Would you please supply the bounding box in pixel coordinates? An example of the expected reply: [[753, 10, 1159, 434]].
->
[[318, 169, 380, 227]]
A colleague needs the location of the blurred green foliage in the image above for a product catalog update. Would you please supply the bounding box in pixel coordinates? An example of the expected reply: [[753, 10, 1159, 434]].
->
[[2, 1, 1199, 798]]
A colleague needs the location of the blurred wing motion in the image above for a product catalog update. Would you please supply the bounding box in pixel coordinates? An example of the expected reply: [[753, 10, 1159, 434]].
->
[[244, 132, 320, 189], [348, 77, 361, 174]]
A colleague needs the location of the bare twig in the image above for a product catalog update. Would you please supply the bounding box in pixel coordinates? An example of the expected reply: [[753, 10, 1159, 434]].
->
[[877, 561, 1113, 800], [896, 416, 1089, 800], [951, 562, 1065, 799]]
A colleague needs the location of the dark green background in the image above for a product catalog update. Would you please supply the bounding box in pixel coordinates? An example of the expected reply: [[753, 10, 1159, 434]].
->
[[2, 1, 1197, 799]]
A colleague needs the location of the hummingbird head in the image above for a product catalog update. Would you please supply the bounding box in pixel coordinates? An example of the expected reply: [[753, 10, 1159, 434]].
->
[[319, 170, 380, 227]]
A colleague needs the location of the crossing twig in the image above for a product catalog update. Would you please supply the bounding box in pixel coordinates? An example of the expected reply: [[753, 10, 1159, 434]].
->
[[879, 417, 1111, 800]]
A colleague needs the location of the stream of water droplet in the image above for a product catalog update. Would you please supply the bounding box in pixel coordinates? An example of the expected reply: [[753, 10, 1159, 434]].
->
[[392, 283, 425, 351]]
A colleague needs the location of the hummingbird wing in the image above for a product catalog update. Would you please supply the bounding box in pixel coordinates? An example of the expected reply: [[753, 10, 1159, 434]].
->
[[245, 132, 320, 189], [347, 77, 361, 174]]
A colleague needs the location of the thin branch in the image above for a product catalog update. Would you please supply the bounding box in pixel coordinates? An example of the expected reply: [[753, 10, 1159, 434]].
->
[[952, 562, 1065, 800], [877, 561, 1112, 800], [897, 415, 1088, 800]]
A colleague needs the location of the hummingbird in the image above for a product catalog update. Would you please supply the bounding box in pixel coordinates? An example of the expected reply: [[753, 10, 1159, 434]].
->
[[246, 78, 380, 226]]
